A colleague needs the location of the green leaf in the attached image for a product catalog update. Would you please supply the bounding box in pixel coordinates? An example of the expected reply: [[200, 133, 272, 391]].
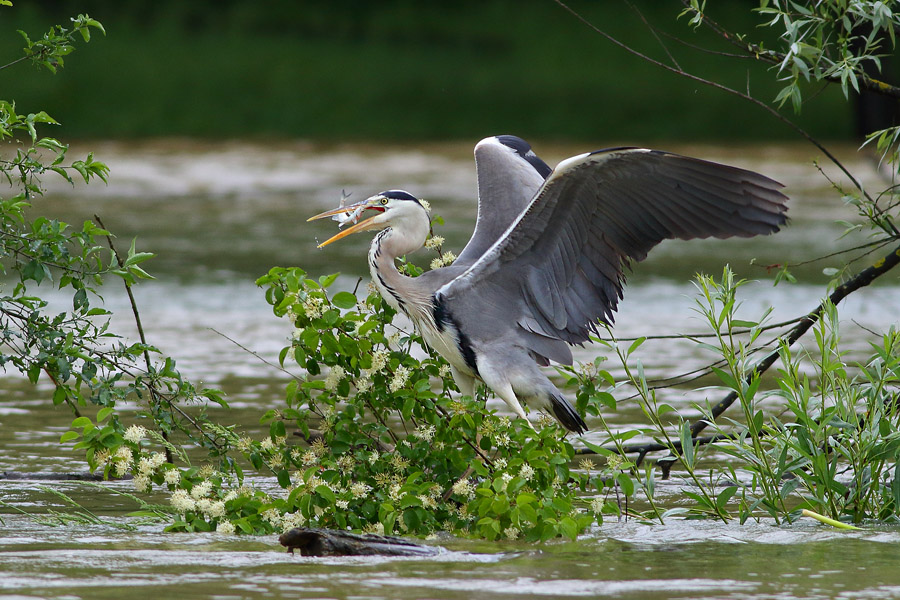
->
[[59, 431, 79, 443], [331, 291, 357, 309], [277, 470, 291, 488], [680, 421, 695, 468]]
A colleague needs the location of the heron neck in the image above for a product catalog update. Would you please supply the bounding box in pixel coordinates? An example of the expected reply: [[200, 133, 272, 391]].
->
[[368, 227, 430, 315]]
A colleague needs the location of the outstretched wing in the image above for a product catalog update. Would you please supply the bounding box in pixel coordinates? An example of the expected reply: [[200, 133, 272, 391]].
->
[[454, 135, 552, 267], [438, 148, 788, 349]]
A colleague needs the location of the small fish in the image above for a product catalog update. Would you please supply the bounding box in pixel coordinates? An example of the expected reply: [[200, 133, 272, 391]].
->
[[331, 190, 363, 228]]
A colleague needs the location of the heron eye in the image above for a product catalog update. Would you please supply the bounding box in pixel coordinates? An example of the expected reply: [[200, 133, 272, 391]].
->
[[380, 198, 389, 206]]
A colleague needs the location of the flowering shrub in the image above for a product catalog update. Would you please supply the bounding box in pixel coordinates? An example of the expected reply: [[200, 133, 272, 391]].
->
[[171, 266, 600, 541]]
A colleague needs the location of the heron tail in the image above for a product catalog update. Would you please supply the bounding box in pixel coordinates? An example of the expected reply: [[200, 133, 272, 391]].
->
[[550, 393, 588, 434]]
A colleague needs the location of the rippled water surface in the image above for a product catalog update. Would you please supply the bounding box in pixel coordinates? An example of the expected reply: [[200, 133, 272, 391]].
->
[[2, 140, 900, 599]]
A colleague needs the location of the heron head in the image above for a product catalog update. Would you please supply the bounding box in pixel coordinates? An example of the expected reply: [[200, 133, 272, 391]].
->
[[308, 190, 428, 248]]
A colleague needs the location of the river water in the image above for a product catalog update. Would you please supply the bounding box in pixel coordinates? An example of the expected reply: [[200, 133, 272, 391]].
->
[[2, 139, 899, 599]]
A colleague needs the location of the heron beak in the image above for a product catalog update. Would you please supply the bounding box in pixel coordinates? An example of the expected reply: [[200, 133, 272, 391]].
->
[[307, 199, 384, 248]]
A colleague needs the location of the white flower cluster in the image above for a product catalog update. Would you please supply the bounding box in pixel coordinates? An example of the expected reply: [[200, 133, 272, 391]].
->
[[216, 521, 236, 534], [350, 481, 371, 499], [302, 294, 325, 319], [424, 235, 444, 250], [123, 424, 147, 444], [324, 365, 345, 392], [519, 464, 535, 481], [590, 497, 604, 514], [281, 511, 306, 531], [413, 424, 436, 442], [112, 446, 133, 477], [504, 526, 520, 540], [363, 522, 385, 535], [452, 477, 476, 500], [356, 349, 390, 391], [418, 199, 431, 212], [170, 489, 196, 513], [429, 251, 457, 270], [132, 452, 167, 492], [389, 365, 411, 393]]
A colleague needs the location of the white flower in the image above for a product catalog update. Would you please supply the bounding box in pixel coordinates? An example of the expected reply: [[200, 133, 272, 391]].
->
[[537, 413, 556, 428], [495, 433, 511, 447], [370, 350, 389, 372], [441, 251, 456, 265], [413, 424, 436, 442], [216, 520, 236, 534], [350, 482, 372, 499], [389, 365, 411, 393], [591, 498, 604, 514], [519, 464, 535, 481], [504, 526, 520, 540], [302, 294, 325, 319], [259, 437, 275, 452], [324, 365, 345, 392], [170, 489, 196, 513], [123, 425, 146, 444], [206, 500, 227, 518], [282, 511, 306, 529], [438, 364, 451, 378], [191, 479, 213, 499], [148, 452, 166, 469], [114, 446, 133, 463], [301, 450, 318, 466], [389, 483, 403, 502], [137, 456, 154, 476], [430, 258, 444, 270], [355, 376, 372, 393], [132, 474, 151, 493], [424, 235, 444, 249], [164, 469, 181, 486], [261, 508, 282, 527], [418, 199, 431, 212], [363, 522, 385, 535], [336, 499, 349, 510], [498, 472, 514, 492], [196, 498, 213, 516], [452, 478, 476, 500], [368, 450, 380, 465], [494, 457, 507, 470]]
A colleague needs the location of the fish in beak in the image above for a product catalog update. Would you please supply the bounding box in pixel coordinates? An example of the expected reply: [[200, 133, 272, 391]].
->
[[307, 196, 386, 248]]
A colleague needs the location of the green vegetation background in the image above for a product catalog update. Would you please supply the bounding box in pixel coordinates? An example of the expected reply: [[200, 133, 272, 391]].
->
[[2, 1, 862, 142]]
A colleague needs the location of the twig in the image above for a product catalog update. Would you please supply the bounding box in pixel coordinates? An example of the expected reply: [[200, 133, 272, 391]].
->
[[95, 215, 173, 463], [552, 0, 873, 202]]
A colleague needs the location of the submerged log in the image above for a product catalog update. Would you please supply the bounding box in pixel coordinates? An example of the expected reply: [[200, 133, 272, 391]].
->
[[279, 527, 443, 557]]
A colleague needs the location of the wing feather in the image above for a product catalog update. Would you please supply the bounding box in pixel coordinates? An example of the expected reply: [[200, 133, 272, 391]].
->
[[455, 136, 552, 266], [440, 147, 788, 352]]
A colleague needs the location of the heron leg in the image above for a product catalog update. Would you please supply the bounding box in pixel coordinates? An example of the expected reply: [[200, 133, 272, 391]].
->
[[449, 365, 476, 398], [476, 365, 531, 426]]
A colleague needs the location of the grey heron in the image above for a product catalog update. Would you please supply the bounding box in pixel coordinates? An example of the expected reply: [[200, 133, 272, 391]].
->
[[308, 135, 788, 435]]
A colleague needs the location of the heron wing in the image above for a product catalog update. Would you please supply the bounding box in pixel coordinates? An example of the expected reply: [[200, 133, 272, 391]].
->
[[438, 148, 788, 348], [454, 136, 552, 266]]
